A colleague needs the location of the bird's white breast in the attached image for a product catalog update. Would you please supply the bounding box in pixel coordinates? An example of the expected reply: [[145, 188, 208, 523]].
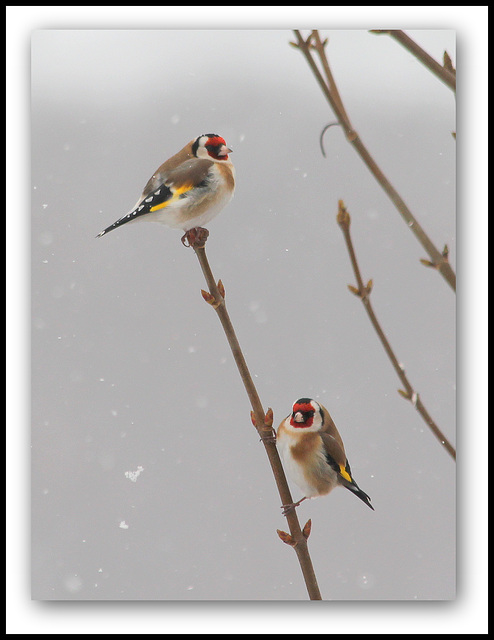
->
[[277, 428, 338, 499]]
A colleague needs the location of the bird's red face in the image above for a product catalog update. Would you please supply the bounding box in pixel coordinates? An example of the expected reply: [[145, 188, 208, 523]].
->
[[204, 135, 232, 161], [290, 399, 316, 428], [192, 134, 232, 161]]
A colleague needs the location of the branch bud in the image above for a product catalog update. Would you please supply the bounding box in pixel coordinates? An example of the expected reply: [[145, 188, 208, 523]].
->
[[264, 408, 274, 428], [217, 279, 225, 298], [337, 200, 351, 229], [443, 50, 455, 74], [419, 258, 438, 269], [201, 289, 221, 309], [302, 519, 312, 540], [277, 529, 296, 546]]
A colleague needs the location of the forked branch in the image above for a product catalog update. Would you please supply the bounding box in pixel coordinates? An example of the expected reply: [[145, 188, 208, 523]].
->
[[291, 30, 456, 292]]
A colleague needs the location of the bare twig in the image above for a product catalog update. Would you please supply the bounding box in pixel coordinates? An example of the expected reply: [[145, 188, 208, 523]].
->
[[337, 201, 456, 461], [190, 233, 322, 600], [291, 30, 456, 292], [370, 30, 456, 92]]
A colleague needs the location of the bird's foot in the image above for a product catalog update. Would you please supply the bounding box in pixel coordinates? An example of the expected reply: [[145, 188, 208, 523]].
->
[[181, 227, 209, 248], [281, 497, 307, 516], [259, 428, 277, 445]]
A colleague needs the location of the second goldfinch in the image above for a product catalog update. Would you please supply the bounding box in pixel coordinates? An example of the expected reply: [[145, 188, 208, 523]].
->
[[97, 133, 235, 245], [277, 398, 374, 513]]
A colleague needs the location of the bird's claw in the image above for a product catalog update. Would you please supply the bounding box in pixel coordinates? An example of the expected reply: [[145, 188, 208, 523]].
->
[[280, 497, 306, 517], [259, 429, 277, 445], [281, 504, 296, 517]]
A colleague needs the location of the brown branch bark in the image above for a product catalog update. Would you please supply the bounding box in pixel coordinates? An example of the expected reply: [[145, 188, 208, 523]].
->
[[190, 233, 322, 600], [291, 30, 456, 292], [337, 201, 456, 461], [370, 30, 456, 92]]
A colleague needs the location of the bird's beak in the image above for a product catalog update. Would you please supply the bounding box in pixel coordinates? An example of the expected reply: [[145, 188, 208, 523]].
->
[[293, 412, 304, 423], [218, 145, 232, 156]]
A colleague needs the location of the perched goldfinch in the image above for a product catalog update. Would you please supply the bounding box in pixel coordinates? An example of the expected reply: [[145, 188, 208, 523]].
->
[[277, 398, 374, 513], [97, 133, 235, 245]]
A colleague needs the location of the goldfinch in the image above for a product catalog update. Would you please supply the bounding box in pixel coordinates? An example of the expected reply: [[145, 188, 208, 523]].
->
[[277, 398, 374, 513], [96, 133, 235, 245]]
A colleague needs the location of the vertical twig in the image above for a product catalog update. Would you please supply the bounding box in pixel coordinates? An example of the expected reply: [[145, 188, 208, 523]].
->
[[337, 201, 456, 461], [191, 234, 322, 600], [291, 30, 456, 292]]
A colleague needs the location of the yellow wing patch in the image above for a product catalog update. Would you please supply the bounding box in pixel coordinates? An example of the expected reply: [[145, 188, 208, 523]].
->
[[339, 465, 352, 483], [150, 184, 194, 212]]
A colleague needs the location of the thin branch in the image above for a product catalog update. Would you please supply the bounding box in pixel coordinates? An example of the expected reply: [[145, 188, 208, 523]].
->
[[190, 232, 322, 600], [337, 201, 456, 461], [370, 30, 456, 92], [291, 30, 456, 292]]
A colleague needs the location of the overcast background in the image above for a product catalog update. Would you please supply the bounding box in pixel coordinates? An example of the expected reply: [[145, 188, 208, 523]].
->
[[29, 27, 459, 604], [7, 5, 487, 631]]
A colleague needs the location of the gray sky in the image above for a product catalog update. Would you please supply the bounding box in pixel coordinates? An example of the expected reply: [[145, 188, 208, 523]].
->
[[7, 5, 489, 636]]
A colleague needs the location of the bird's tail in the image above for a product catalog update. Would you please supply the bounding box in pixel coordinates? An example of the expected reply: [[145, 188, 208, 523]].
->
[[341, 477, 374, 511]]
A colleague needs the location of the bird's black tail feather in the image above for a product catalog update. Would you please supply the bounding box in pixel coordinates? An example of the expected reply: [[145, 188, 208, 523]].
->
[[342, 479, 374, 511]]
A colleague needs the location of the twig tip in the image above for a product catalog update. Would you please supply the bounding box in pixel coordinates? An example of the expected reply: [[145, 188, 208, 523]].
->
[[337, 200, 351, 228]]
